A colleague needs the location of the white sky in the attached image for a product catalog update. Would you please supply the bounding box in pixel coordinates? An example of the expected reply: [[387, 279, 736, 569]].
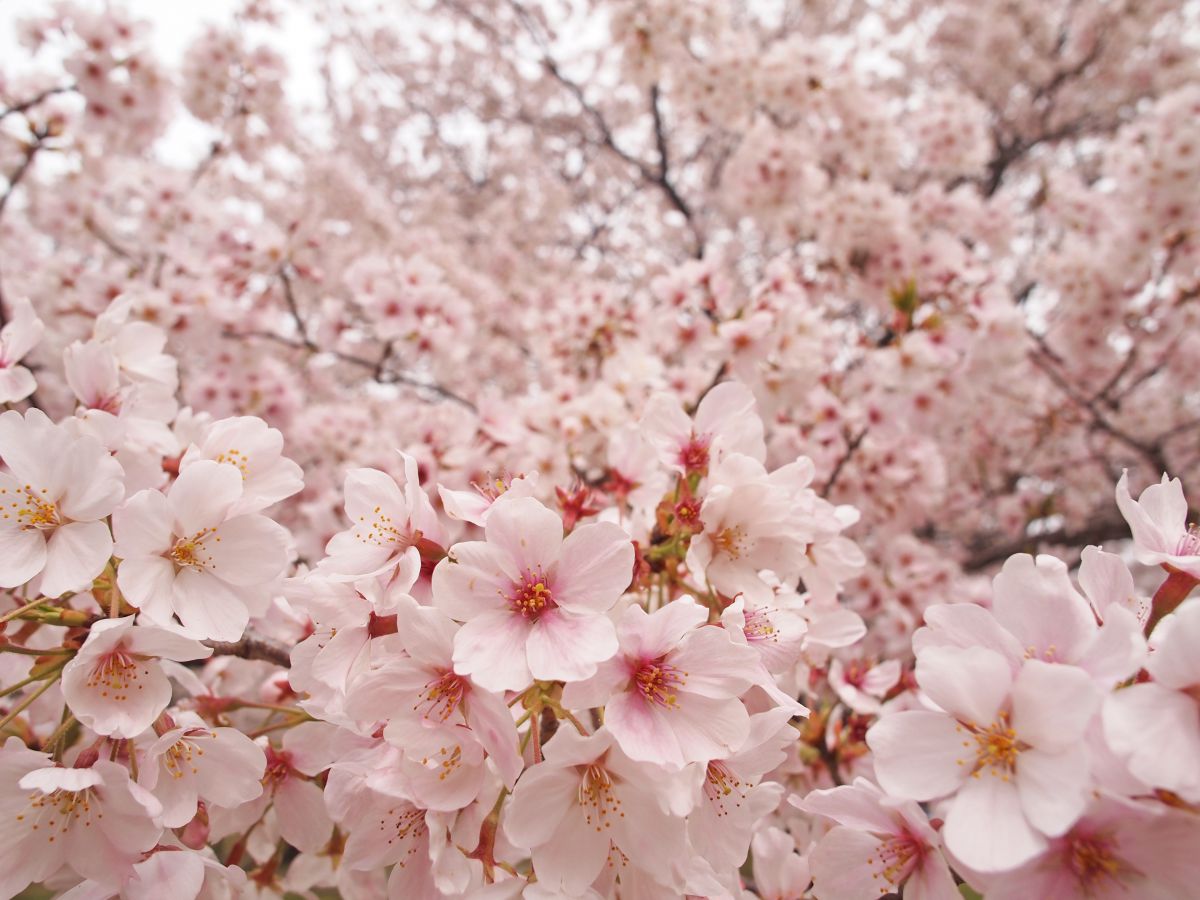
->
[[1, 0, 325, 164]]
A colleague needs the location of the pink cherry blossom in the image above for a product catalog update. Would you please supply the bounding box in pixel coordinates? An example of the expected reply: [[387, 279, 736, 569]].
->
[[562, 597, 759, 768], [1116, 471, 1200, 578], [502, 727, 699, 896], [0, 739, 164, 897], [687, 708, 795, 873], [914, 553, 1146, 687], [1103, 598, 1200, 802], [346, 594, 522, 786], [974, 796, 1200, 900], [0, 408, 125, 598], [139, 719, 267, 827], [641, 380, 765, 476], [868, 646, 1099, 872], [179, 415, 304, 513], [435, 495, 633, 692], [113, 459, 291, 641], [798, 777, 958, 900], [0, 297, 44, 404], [319, 455, 447, 583], [61, 616, 211, 738]]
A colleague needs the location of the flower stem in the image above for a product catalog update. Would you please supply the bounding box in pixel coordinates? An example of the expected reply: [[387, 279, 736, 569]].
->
[[1145, 569, 1199, 635], [0, 664, 64, 732], [0, 596, 49, 626]]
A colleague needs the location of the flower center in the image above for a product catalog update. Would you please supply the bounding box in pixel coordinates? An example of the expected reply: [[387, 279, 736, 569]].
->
[[17, 787, 101, 841], [677, 433, 711, 473], [743, 607, 778, 643], [1, 484, 60, 531], [715, 523, 749, 560], [1176, 525, 1200, 557], [507, 569, 556, 619], [957, 712, 1024, 779], [418, 744, 463, 781], [354, 504, 417, 550], [634, 659, 687, 709], [703, 760, 745, 816], [86, 646, 150, 702], [168, 527, 217, 570], [380, 804, 427, 857], [262, 747, 294, 790], [164, 736, 206, 779], [1069, 835, 1127, 889], [577, 763, 622, 832], [415, 671, 467, 723], [868, 833, 923, 889], [213, 447, 250, 476]]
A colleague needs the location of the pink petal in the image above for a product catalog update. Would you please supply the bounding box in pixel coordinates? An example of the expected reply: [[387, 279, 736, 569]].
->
[[1011, 660, 1097, 751], [867, 711, 967, 802], [553, 521, 633, 612], [205, 514, 290, 585], [168, 460, 243, 535], [526, 609, 618, 682], [484, 496, 563, 573], [617, 597, 707, 660], [916, 645, 1012, 726], [40, 520, 112, 598], [1016, 745, 1089, 837], [943, 776, 1045, 872], [451, 609, 534, 692]]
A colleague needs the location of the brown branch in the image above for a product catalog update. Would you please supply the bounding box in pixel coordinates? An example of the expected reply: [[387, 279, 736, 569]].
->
[[0, 130, 50, 327], [962, 516, 1130, 572], [1029, 338, 1168, 475], [0, 85, 74, 123], [822, 428, 868, 497], [204, 631, 292, 667]]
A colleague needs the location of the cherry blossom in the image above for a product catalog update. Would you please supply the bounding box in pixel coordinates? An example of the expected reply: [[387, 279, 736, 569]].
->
[[434, 495, 633, 692], [0, 740, 164, 897], [113, 459, 291, 641], [799, 777, 958, 900], [139, 718, 267, 827], [502, 727, 700, 896], [61, 616, 211, 738], [0, 409, 124, 598], [1115, 471, 1200, 579], [868, 647, 1099, 871], [562, 597, 759, 768], [0, 298, 44, 404]]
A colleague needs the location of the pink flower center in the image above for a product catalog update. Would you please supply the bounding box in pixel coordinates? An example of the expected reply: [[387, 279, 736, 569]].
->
[[17, 787, 101, 840], [1, 484, 60, 532], [634, 659, 687, 709], [868, 831, 924, 889], [577, 763, 622, 832], [703, 760, 745, 816], [164, 735, 207, 780], [262, 747, 294, 790], [86, 646, 150, 702], [956, 712, 1025, 779], [507, 569, 556, 620], [1068, 834, 1128, 890], [677, 433, 711, 473], [1176, 525, 1200, 557], [168, 527, 218, 570], [742, 607, 778, 643], [354, 504, 418, 550], [416, 670, 467, 723]]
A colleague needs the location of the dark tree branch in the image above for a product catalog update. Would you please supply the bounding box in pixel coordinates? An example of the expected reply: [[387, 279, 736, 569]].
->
[[204, 630, 292, 667], [962, 516, 1131, 572]]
